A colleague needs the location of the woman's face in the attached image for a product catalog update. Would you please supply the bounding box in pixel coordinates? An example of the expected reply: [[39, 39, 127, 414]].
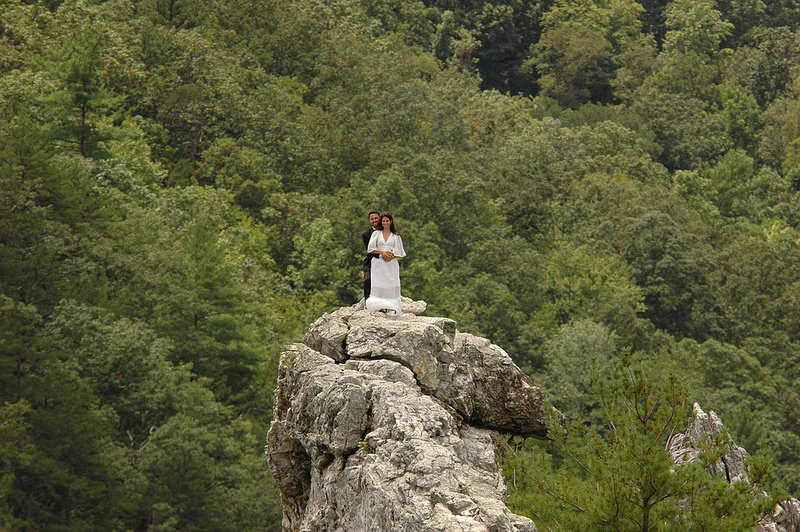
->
[[381, 216, 392, 229]]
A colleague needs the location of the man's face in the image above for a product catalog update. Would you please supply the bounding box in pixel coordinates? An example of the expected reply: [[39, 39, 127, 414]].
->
[[369, 213, 380, 228]]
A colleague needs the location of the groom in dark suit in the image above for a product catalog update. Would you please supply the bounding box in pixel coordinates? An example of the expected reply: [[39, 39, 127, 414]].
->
[[362, 210, 381, 300]]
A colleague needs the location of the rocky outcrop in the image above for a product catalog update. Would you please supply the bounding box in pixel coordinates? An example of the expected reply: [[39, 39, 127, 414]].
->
[[668, 404, 800, 532], [267, 300, 556, 531]]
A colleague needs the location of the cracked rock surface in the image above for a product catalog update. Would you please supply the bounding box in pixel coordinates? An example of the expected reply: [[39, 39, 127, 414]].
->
[[267, 301, 554, 531]]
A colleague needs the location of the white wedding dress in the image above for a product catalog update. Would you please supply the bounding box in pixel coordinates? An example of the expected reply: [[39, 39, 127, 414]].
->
[[365, 231, 406, 315]]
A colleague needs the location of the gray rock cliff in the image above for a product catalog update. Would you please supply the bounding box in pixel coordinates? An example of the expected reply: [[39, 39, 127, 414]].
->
[[267, 300, 556, 531]]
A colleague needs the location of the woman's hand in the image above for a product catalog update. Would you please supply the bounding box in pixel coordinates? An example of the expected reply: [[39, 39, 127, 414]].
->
[[382, 250, 394, 261]]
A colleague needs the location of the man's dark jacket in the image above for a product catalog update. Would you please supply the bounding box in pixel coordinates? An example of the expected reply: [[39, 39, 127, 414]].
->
[[362, 227, 376, 299]]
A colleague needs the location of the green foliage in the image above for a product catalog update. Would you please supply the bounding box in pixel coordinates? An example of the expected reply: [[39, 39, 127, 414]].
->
[[662, 0, 733, 56], [734, 27, 800, 108], [3, 0, 800, 526], [289, 217, 355, 297], [197, 137, 282, 216], [428, 0, 543, 94], [44, 301, 180, 446], [720, 85, 761, 153], [530, 0, 648, 106], [42, 22, 121, 157], [534, 240, 645, 340], [358, 440, 376, 454], [631, 86, 730, 169], [531, 25, 613, 108], [504, 352, 775, 530], [539, 318, 618, 421], [702, 150, 792, 219], [135, 412, 279, 530], [0, 296, 129, 530], [0, 112, 109, 311]]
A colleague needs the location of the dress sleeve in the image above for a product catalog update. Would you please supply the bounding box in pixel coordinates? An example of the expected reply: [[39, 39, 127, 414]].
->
[[367, 231, 380, 253], [392, 234, 406, 258]]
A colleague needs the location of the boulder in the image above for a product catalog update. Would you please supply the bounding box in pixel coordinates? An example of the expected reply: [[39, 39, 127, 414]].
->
[[267, 301, 555, 531]]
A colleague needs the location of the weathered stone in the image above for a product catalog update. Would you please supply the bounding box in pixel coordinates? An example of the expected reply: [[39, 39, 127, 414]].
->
[[343, 358, 418, 388], [267, 300, 546, 531], [341, 309, 552, 437], [457, 332, 551, 436], [668, 403, 800, 532], [303, 309, 355, 362], [402, 296, 427, 315], [668, 403, 749, 482]]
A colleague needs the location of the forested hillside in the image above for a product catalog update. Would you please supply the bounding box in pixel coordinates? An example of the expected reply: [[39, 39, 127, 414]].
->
[[2, 0, 800, 529]]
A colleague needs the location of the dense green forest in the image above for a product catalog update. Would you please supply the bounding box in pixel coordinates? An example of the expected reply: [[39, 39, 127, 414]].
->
[[2, 0, 800, 529]]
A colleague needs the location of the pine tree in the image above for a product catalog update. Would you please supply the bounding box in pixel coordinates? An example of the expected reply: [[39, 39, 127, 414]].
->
[[504, 350, 774, 531]]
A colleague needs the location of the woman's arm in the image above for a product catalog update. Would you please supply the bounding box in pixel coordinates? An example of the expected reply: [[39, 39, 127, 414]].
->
[[367, 231, 394, 260], [367, 231, 380, 254], [392, 234, 406, 258]]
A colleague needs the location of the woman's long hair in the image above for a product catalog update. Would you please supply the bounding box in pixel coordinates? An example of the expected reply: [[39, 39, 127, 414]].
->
[[380, 212, 401, 236]]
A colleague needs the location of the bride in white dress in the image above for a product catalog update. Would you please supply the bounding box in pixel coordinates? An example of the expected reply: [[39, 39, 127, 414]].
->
[[365, 213, 406, 315]]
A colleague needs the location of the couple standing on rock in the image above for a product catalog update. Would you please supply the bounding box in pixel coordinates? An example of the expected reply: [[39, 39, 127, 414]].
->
[[362, 210, 406, 315]]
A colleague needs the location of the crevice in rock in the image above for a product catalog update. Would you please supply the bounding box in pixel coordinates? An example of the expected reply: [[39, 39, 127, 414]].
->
[[341, 444, 360, 465], [331, 320, 352, 365], [317, 451, 334, 471], [721, 455, 732, 483], [362, 389, 374, 441], [434, 396, 464, 425], [271, 439, 312, 526]]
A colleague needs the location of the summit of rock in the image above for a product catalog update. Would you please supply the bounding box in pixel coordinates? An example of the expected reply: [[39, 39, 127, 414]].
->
[[267, 300, 557, 531]]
